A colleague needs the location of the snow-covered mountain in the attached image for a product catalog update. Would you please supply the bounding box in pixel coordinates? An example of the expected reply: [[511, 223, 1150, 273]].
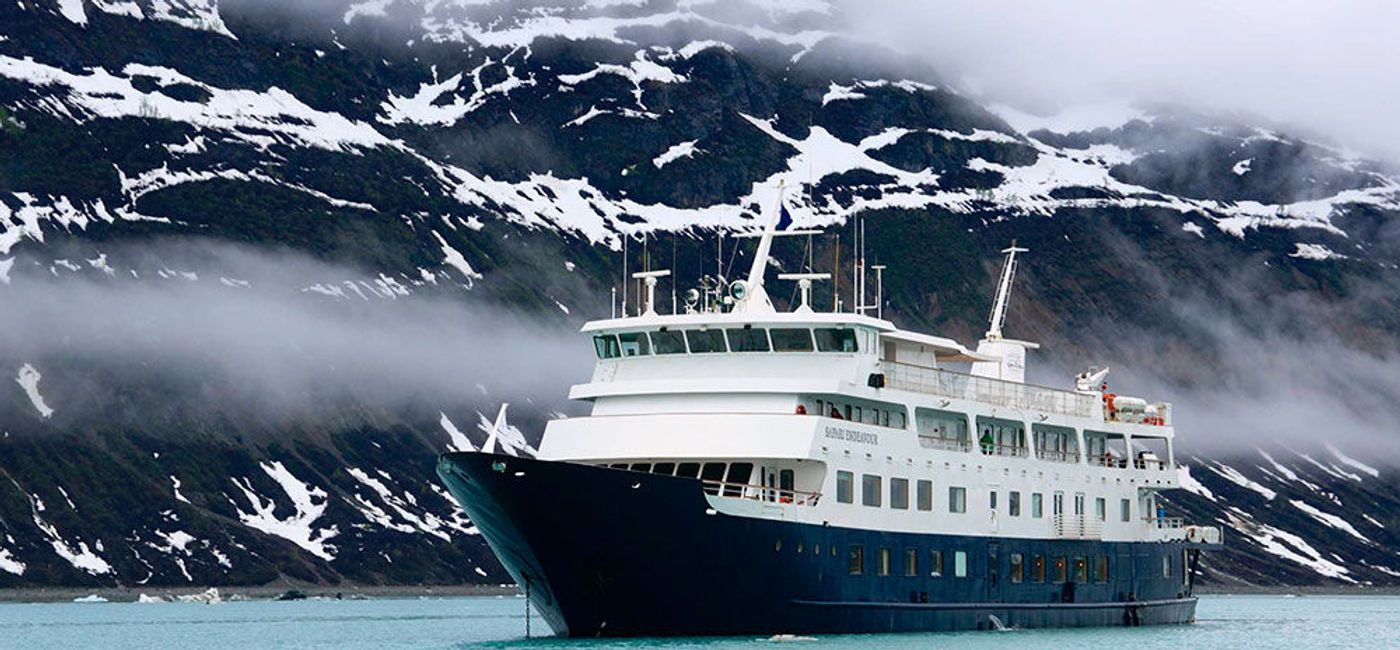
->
[[3, 0, 1400, 588]]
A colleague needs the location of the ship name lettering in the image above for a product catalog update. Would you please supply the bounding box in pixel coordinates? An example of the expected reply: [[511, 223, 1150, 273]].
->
[[824, 426, 878, 445]]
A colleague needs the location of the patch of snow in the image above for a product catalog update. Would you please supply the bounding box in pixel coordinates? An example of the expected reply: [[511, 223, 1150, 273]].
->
[[1175, 464, 1215, 501], [1363, 514, 1386, 529], [219, 277, 251, 288], [1208, 463, 1276, 500], [229, 462, 338, 561], [1233, 158, 1253, 175], [1289, 243, 1347, 261], [346, 468, 451, 541], [0, 257, 12, 284], [821, 82, 866, 106], [0, 545, 24, 576], [476, 410, 536, 457], [1296, 451, 1363, 482], [90, 0, 143, 19], [56, 0, 87, 25], [652, 140, 699, 169], [993, 100, 1149, 134], [28, 493, 111, 575], [1182, 222, 1204, 238], [86, 253, 116, 276], [1325, 443, 1379, 478], [15, 363, 54, 419], [1258, 450, 1321, 492], [1290, 500, 1369, 543], [170, 475, 190, 504], [432, 230, 482, 286], [1224, 507, 1354, 582], [440, 413, 476, 453]]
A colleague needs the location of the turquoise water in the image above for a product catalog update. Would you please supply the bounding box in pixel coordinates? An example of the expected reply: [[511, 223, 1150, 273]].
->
[[0, 594, 1394, 649]]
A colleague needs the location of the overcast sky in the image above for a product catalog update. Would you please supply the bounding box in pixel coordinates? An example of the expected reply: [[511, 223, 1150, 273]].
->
[[849, 0, 1400, 160]]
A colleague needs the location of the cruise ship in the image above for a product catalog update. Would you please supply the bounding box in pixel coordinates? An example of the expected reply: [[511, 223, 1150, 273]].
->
[[437, 195, 1223, 637]]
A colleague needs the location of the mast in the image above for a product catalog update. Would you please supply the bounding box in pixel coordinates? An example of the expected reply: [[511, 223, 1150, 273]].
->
[[986, 242, 1028, 340]]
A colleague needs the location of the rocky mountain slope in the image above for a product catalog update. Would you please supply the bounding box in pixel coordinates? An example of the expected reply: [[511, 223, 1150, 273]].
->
[[2, 0, 1400, 589]]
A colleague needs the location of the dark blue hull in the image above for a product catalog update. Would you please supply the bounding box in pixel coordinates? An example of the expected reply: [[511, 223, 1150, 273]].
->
[[437, 452, 1199, 637]]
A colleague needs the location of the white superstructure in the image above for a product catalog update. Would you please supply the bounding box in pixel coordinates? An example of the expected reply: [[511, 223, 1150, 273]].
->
[[538, 193, 1215, 547]]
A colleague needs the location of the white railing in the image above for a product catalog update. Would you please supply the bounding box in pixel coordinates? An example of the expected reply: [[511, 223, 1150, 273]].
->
[[1052, 514, 1104, 539], [885, 362, 1098, 419], [701, 479, 822, 507]]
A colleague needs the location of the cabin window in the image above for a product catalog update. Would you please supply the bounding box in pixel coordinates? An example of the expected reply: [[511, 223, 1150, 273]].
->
[[1053, 557, 1068, 583], [877, 548, 892, 576], [685, 329, 727, 353], [1121, 498, 1132, 522], [1162, 554, 1171, 578], [916, 480, 933, 511], [1031, 555, 1046, 582], [930, 550, 944, 577], [630, 463, 651, 473], [890, 478, 909, 510], [651, 329, 687, 355], [726, 327, 770, 352], [948, 486, 967, 513], [862, 474, 882, 507], [836, 471, 854, 503], [1009, 491, 1021, 517], [725, 463, 753, 497], [1032, 493, 1043, 518], [676, 462, 700, 478], [617, 332, 651, 356], [989, 491, 998, 511], [1073, 557, 1088, 583], [814, 328, 858, 353], [770, 328, 814, 352], [954, 551, 967, 578], [1010, 553, 1024, 583], [901, 549, 917, 576], [848, 546, 864, 575], [700, 463, 726, 495], [593, 335, 621, 359], [1095, 497, 1107, 521], [653, 462, 675, 475], [1096, 556, 1110, 582]]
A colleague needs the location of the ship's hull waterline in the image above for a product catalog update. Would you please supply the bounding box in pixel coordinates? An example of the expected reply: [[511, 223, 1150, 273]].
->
[[438, 452, 1199, 637]]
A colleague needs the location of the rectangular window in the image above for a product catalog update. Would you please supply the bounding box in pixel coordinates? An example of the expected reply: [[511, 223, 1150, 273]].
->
[[877, 548, 892, 576], [630, 463, 651, 473], [652, 462, 675, 475], [1073, 556, 1088, 583], [916, 480, 933, 511], [1121, 498, 1132, 522], [700, 463, 726, 495], [929, 550, 944, 577], [617, 332, 651, 356], [676, 462, 700, 478], [724, 463, 753, 496], [770, 328, 814, 352], [651, 329, 687, 354], [954, 551, 967, 577], [685, 329, 727, 353], [1010, 553, 1024, 583], [848, 546, 864, 575], [813, 328, 858, 352], [862, 474, 882, 507], [1163, 554, 1172, 578], [836, 471, 854, 504], [1009, 491, 1021, 517], [1032, 555, 1046, 582], [890, 478, 909, 510], [989, 490, 998, 511], [593, 334, 620, 359], [853, 406, 863, 422], [904, 549, 918, 576], [725, 327, 770, 352], [1096, 556, 1110, 582], [1032, 493, 1043, 518], [1053, 556, 1068, 583], [1095, 497, 1107, 521], [948, 486, 967, 513]]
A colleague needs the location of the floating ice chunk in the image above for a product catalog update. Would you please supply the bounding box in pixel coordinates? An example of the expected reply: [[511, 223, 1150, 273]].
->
[[137, 593, 167, 603], [73, 595, 108, 603], [15, 363, 54, 419]]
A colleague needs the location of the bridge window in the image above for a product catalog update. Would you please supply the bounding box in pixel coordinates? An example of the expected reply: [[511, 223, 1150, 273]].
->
[[592, 335, 621, 359], [929, 550, 943, 577], [836, 471, 854, 504], [651, 329, 687, 355], [948, 486, 967, 513], [877, 548, 892, 576], [1031, 555, 1046, 582], [904, 549, 918, 576], [726, 327, 770, 352], [848, 546, 864, 575], [814, 328, 858, 352], [862, 474, 882, 507], [700, 462, 726, 494], [916, 480, 933, 511], [685, 329, 727, 353], [724, 463, 753, 497], [770, 328, 814, 352], [617, 332, 650, 356], [1010, 553, 1024, 583], [653, 462, 675, 475], [1053, 557, 1068, 583], [890, 478, 909, 510], [676, 462, 700, 478], [953, 551, 967, 577], [630, 463, 651, 473]]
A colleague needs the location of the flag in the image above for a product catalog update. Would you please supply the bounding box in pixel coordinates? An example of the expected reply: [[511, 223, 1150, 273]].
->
[[777, 203, 793, 231]]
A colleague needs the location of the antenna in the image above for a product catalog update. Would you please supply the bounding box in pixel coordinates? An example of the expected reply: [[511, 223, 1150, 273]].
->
[[632, 269, 671, 316], [871, 264, 886, 319], [779, 273, 830, 313], [987, 241, 1028, 340], [620, 234, 628, 318]]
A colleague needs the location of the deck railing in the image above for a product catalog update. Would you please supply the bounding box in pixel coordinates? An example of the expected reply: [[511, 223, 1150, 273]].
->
[[1052, 513, 1104, 539], [701, 479, 822, 507], [884, 362, 1098, 419]]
